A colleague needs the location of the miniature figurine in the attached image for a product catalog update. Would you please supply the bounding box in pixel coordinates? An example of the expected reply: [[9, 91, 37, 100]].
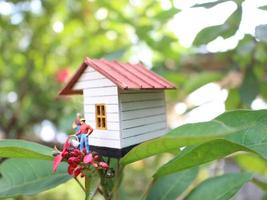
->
[[76, 118, 93, 154]]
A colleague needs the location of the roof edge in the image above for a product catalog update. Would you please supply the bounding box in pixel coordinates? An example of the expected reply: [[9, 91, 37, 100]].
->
[[58, 59, 88, 96]]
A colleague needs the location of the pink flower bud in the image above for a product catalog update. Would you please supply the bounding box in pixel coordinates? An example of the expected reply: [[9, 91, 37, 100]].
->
[[92, 162, 98, 168], [83, 153, 93, 164], [99, 162, 109, 170], [93, 154, 101, 161]]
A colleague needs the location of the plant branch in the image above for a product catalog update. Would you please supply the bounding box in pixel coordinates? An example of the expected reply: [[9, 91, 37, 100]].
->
[[75, 177, 86, 192]]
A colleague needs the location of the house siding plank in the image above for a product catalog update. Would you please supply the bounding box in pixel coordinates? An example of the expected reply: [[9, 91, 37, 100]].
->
[[89, 130, 120, 140], [84, 86, 118, 97], [120, 92, 164, 102], [84, 67, 95, 73], [120, 99, 165, 111], [121, 114, 166, 129], [121, 107, 166, 120], [89, 137, 121, 149], [83, 95, 119, 104], [121, 128, 167, 148], [79, 71, 106, 81], [73, 79, 115, 90], [122, 122, 166, 138]]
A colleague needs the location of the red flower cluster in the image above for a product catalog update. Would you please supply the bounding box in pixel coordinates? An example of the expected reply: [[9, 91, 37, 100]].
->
[[53, 139, 109, 177]]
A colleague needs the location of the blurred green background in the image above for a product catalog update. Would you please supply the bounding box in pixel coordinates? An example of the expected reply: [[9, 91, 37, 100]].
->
[[1, 0, 267, 199]]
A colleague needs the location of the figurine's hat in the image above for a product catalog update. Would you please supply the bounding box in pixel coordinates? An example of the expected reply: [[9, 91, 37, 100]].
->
[[80, 118, 86, 122]]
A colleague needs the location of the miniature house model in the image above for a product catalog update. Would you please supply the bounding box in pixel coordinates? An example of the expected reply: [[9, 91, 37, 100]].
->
[[59, 57, 176, 157]]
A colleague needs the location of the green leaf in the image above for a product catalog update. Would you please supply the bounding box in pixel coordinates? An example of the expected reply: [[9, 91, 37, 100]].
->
[[0, 139, 53, 160], [121, 110, 267, 165], [185, 173, 253, 200], [154, 139, 252, 178], [154, 8, 180, 22], [220, 6, 242, 38], [252, 178, 267, 191], [258, 5, 267, 10], [240, 69, 260, 106], [184, 72, 223, 95], [235, 154, 267, 177], [193, 24, 225, 46], [121, 120, 237, 165], [192, 0, 230, 8], [193, 6, 242, 46], [216, 110, 267, 160], [145, 168, 198, 200], [0, 158, 71, 198], [155, 109, 267, 177]]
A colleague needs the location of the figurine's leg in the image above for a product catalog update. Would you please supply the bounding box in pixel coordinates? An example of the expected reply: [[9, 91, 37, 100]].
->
[[79, 135, 85, 152], [85, 135, 90, 153], [76, 134, 81, 149], [76, 134, 81, 141]]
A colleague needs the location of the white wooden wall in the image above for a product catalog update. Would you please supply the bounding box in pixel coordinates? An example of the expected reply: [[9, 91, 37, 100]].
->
[[73, 66, 121, 149], [119, 89, 167, 148]]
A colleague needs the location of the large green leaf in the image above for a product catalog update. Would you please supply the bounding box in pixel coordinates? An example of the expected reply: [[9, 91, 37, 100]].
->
[[145, 168, 198, 200], [259, 5, 267, 10], [0, 158, 71, 198], [154, 139, 252, 178], [121, 120, 237, 165], [235, 153, 267, 177], [185, 173, 252, 200], [121, 110, 267, 165], [193, 6, 242, 46], [155, 110, 267, 177], [0, 139, 53, 160], [216, 110, 267, 159]]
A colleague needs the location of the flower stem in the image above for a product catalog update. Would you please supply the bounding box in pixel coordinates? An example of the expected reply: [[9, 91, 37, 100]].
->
[[112, 159, 124, 200], [75, 177, 86, 192]]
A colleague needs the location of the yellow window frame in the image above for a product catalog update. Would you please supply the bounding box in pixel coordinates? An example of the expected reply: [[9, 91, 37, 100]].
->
[[95, 104, 107, 130]]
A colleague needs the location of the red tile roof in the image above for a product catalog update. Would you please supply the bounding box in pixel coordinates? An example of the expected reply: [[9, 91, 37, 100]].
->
[[59, 57, 176, 95]]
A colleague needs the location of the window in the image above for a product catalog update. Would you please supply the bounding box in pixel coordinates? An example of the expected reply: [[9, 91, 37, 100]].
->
[[95, 104, 107, 129]]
